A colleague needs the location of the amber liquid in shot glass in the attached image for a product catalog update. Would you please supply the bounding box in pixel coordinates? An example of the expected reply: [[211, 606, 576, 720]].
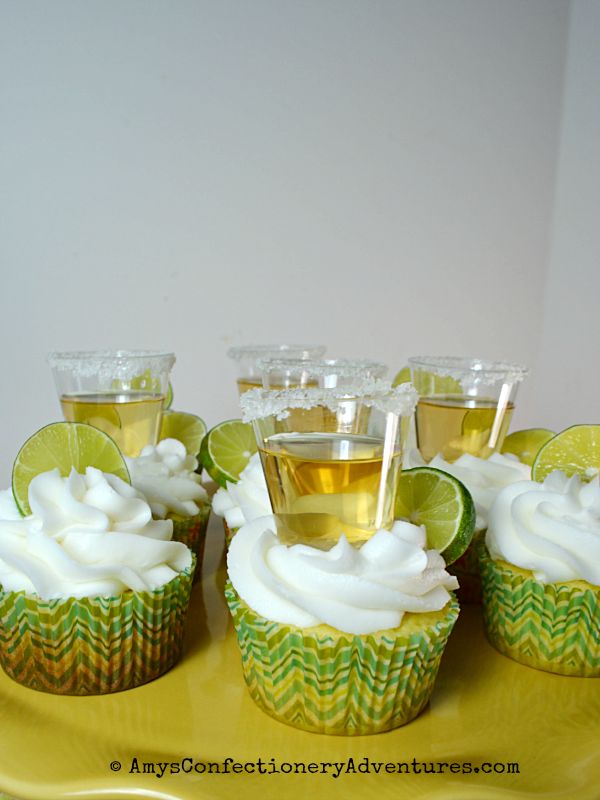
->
[[415, 395, 514, 463], [259, 430, 403, 550], [61, 391, 165, 457]]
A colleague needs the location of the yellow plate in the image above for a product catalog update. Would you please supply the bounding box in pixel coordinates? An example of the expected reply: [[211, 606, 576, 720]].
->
[[0, 517, 599, 800]]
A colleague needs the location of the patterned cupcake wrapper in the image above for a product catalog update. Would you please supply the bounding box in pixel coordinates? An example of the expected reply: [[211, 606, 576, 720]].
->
[[171, 506, 210, 581], [0, 557, 195, 695], [478, 542, 600, 677], [225, 582, 459, 735]]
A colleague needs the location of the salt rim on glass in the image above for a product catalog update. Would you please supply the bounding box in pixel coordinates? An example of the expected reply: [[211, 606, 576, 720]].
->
[[227, 344, 326, 362], [407, 356, 528, 390], [256, 357, 389, 381], [239, 379, 418, 422], [46, 350, 176, 382]]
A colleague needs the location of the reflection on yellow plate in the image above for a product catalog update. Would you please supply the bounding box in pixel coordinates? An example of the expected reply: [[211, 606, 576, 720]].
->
[[0, 517, 599, 800]]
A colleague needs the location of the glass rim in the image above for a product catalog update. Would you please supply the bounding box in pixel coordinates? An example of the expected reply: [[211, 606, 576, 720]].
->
[[408, 355, 529, 382], [239, 380, 417, 422], [47, 350, 176, 379], [47, 349, 175, 364], [257, 356, 388, 378], [227, 344, 326, 361]]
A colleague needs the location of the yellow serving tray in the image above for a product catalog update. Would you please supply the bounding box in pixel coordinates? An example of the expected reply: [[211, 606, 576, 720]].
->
[[0, 517, 599, 800]]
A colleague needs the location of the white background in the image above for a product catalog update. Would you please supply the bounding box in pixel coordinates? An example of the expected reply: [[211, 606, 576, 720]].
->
[[1, 0, 598, 477]]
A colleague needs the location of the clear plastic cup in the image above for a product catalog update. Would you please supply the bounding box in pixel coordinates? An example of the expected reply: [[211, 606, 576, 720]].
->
[[227, 344, 326, 394], [408, 356, 528, 463], [240, 379, 417, 550], [47, 350, 175, 457], [258, 357, 388, 389]]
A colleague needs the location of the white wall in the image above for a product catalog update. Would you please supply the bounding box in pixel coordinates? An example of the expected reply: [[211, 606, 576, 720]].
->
[[0, 1, 572, 476], [533, 0, 600, 432]]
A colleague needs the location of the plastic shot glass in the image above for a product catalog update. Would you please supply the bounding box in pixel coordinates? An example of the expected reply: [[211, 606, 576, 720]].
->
[[408, 356, 529, 463], [227, 344, 326, 395], [47, 350, 176, 457], [240, 380, 417, 551], [258, 357, 389, 390]]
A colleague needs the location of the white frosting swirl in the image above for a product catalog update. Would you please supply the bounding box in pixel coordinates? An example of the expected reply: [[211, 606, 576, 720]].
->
[[486, 471, 600, 584], [212, 453, 272, 529], [406, 450, 530, 531], [0, 467, 192, 599], [125, 438, 209, 519], [228, 515, 458, 634]]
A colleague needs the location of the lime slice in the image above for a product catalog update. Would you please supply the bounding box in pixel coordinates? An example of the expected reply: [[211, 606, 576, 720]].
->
[[164, 381, 174, 410], [462, 407, 497, 434], [111, 371, 172, 407], [501, 428, 555, 467], [12, 422, 130, 516], [160, 410, 207, 457], [412, 370, 462, 396], [455, 405, 497, 458], [531, 425, 600, 483], [392, 366, 411, 386], [199, 419, 257, 487], [112, 369, 160, 394], [393, 366, 461, 395], [395, 467, 476, 565]]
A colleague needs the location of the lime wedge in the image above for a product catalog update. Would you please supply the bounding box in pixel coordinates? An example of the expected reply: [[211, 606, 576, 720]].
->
[[164, 381, 174, 410], [392, 366, 411, 386], [462, 407, 497, 434], [111, 371, 172, 407], [531, 425, 600, 483], [12, 422, 130, 516], [160, 410, 207, 457], [456, 405, 498, 458], [395, 467, 476, 565], [199, 419, 257, 487], [501, 428, 555, 467], [393, 365, 461, 395], [112, 369, 160, 393], [411, 370, 462, 396]]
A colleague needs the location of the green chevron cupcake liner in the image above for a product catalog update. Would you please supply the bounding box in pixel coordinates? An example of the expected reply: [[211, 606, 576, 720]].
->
[[0, 556, 195, 695], [170, 505, 210, 581], [449, 529, 486, 604], [479, 543, 600, 677], [225, 582, 459, 735]]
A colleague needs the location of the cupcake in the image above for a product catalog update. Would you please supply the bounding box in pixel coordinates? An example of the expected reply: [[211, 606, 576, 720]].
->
[[125, 438, 211, 578], [423, 451, 531, 602], [0, 466, 194, 694], [226, 515, 459, 734], [212, 452, 271, 546], [479, 471, 600, 676]]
